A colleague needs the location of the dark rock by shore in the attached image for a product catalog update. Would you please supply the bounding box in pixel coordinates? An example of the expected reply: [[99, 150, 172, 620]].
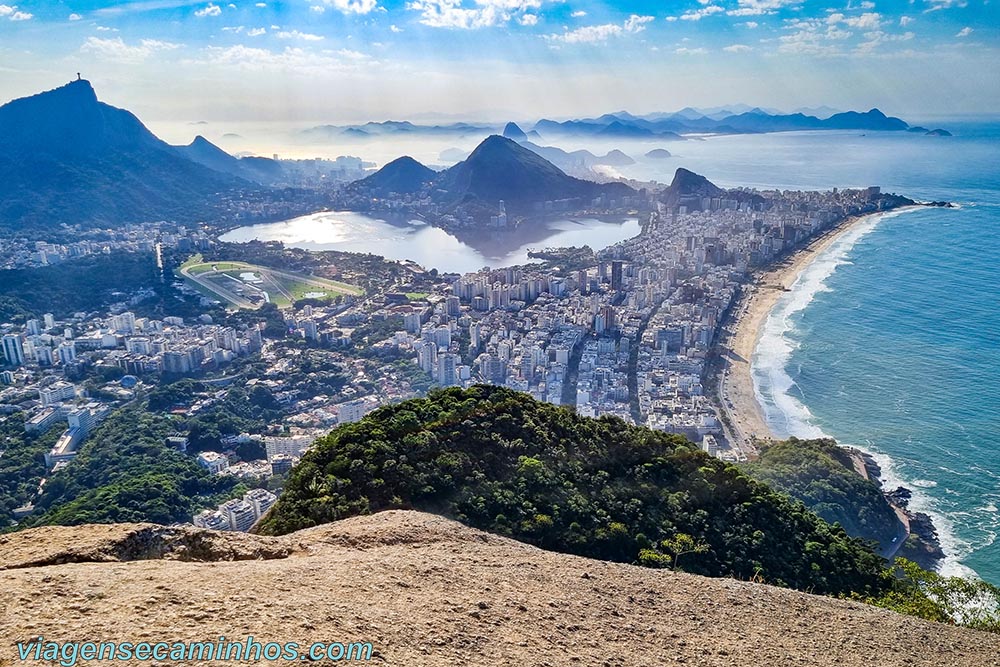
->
[[857, 453, 945, 571]]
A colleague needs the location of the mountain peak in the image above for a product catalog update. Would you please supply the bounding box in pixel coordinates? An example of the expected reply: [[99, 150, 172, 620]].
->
[[357, 155, 436, 194], [502, 121, 527, 142], [46, 78, 99, 105]]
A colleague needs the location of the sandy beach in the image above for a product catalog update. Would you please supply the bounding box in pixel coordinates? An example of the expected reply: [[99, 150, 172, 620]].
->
[[715, 207, 918, 455]]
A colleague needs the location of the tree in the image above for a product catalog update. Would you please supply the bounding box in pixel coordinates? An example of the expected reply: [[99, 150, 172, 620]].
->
[[659, 533, 710, 572]]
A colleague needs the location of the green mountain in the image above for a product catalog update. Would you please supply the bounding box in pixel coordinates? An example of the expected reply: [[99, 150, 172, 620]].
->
[[0, 79, 240, 229], [745, 438, 902, 550], [355, 155, 437, 194], [258, 385, 889, 597]]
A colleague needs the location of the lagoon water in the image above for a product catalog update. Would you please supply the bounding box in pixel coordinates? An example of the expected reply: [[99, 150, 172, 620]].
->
[[220, 212, 641, 275], [224, 122, 1000, 582]]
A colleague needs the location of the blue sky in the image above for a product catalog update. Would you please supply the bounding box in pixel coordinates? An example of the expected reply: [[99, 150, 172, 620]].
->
[[0, 0, 996, 122]]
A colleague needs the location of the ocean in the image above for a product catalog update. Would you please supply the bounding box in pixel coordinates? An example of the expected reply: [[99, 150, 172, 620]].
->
[[729, 122, 1000, 583]]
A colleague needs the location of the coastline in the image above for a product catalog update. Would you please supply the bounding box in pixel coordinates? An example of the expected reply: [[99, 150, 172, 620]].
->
[[715, 203, 946, 568], [715, 208, 909, 451]]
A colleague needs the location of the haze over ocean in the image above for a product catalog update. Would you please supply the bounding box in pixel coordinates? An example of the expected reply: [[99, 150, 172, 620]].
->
[[727, 122, 1000, 583]]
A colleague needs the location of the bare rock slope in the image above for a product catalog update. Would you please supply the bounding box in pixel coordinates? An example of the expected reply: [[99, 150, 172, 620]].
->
[[2, 510, 997, 666]]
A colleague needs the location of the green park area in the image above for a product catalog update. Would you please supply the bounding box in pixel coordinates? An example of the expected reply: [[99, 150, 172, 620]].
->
[[180, 256, 362, 309]]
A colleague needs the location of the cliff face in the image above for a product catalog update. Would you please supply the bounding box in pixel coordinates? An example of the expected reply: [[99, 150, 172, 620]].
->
[[1, 511, 997, 666]]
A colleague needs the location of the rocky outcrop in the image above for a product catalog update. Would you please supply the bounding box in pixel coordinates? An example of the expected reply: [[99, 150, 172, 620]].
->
[[2, 511, 998, 666]]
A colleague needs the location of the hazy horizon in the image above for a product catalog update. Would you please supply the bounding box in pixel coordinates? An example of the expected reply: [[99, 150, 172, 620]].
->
[[0, 0, 996, 124]]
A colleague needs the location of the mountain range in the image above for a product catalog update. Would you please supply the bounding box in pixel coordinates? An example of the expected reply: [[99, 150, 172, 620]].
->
[[533, 108, 910, 138], [301, 106, 923, 142], [0, 79, 247, 229], [0, 79, 306, 229]]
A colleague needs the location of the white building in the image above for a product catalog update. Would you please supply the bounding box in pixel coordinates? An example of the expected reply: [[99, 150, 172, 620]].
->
[[197, 451, 230, 474]]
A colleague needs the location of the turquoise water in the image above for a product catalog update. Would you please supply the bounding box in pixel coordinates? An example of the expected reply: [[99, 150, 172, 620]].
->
[[735, 123, 1000, 582]]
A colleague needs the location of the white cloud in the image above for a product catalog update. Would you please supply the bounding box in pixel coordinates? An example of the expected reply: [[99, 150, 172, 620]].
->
[[320, 0, 379, 14], [680, 5, 723, 20], [727, 0, 800, 16], [545, 14, 652, 43], [310, 4, 326, 12], [742, 20, 759, 27], [277, 29, 325, 40], [675, 46, 708, 54], [255, 1, 266, 5], [860, 1, 875, 8], [923, 0, 967, 11], [519, 13, 538, 25], [222, 25, 244, 31], [723, 43, 752, 52], [956, 26, 972, 36], [247, 26, 267, 35], [68, 12, 83, 21], [390, 23, 402, 32], [547, 23, 622, 42], [570, 9, 586, 17], [81, 36, 182, 63], [337, 48, 368, 58], [899, 15, 913, 25], [842, 12, 882, 29], [624, 14, 653, 31], [407, 0, 543, 29], [0, 4, 31, 20], [194, 3, 222, 17], [856, 29, 914, 52], [665, 15, 678, 21], [184, 44, 376, 74]]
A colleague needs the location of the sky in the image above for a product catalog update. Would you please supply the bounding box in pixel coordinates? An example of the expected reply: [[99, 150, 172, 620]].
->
[[0, 0, 996, 124]]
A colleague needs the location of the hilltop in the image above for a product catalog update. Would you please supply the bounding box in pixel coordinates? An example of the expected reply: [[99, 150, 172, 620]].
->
[[355, 155, 437, 194], [434, 135, 633, 212], [1, 512, 998, 666], [259, 386, 888, 597]]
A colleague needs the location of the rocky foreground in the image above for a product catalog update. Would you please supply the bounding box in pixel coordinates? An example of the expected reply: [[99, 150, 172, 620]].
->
[[1, 510, 997, 666]]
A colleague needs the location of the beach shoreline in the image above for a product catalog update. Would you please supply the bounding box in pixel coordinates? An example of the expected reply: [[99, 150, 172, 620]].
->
[[712, 203, 947, 569], [714, 205, 923, 454]]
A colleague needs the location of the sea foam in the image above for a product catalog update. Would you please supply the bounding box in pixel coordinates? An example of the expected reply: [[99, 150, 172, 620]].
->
[[750, 207, 976, 578]]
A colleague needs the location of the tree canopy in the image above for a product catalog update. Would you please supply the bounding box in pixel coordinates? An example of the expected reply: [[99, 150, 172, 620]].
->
[[259, 385, 890, 597]]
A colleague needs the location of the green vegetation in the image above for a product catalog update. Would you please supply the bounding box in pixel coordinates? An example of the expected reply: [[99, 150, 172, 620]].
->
[[18, 380, 290, 527], [259, 385, 889, 597], [864, 559, 1000, 632], [22, 403, 241, 526], [0, 415, 61, 521], [744, 438, 900, 550], [0, 251, 161, 318]]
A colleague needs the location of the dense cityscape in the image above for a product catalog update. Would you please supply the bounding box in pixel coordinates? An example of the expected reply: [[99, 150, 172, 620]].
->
[[0, 174, 901, 531]]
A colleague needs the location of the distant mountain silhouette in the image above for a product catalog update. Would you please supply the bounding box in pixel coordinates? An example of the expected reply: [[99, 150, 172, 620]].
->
[[175, 135, 282, 185], [593, 149, 635, 167], [434, 135, 633, 211], [356, 156, 436, 194], [532, 107, 915, 137], [0, 79, 241, 228], [821, 108, 908, 131], [645, 149, 672, 159], [502, 122, 528, 142]]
